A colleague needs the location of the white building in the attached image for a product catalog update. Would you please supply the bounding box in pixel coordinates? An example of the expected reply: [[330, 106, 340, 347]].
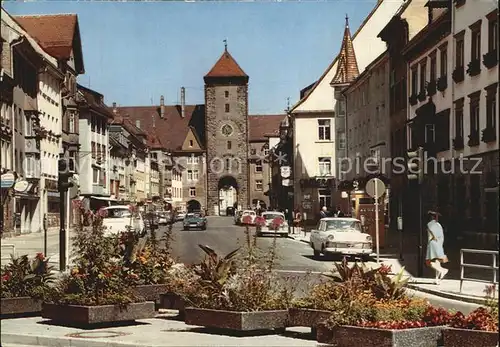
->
[[171, 168, 183, 209], [77, 85, 113, 210], [290, 0, 406, 219]]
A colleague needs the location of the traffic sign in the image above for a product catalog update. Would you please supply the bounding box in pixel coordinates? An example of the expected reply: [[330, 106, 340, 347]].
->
[[366, 178, 385, 199]]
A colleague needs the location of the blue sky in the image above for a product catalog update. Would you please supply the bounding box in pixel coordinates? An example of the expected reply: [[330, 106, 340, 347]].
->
[[4, 0, 376, 114]]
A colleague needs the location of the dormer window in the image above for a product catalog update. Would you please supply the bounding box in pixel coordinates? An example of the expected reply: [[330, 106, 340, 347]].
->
[[189, 140, 193, 147]]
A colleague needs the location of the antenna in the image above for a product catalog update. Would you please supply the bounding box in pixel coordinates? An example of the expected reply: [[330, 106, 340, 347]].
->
[[345, 14, 349, 27], [286, 97, 290, 112]]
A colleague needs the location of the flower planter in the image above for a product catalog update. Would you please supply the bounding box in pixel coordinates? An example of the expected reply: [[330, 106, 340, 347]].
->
[[288, 308, 331, 335], [132, 284, 168, 303], [159, 292, 186, 315], [443, 327, 499, 347], [1, 297, 42, 316], [316, 324, 443, 347], [41, 302, 155, 325], [184, 307, 289, 331]]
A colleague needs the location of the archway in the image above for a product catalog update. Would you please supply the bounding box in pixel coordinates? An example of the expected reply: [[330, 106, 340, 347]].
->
[[187, 199, 201, 213], [218, 176, 239, 216]]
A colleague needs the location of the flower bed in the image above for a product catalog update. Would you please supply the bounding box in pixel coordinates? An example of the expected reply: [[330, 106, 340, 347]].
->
[[132, 284, 169, 303], [1, 253, 55, 316], [159, 292, 186, 313], [42, 302, 155, 325]]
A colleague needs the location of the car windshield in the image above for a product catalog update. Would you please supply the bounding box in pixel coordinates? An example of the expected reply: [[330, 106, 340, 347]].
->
[[243, 211, 255, 216], [263, 213, 284, 220], [186, 213, 201, 218], [104, 208, 131, 219], [325, 220, 362, 231]]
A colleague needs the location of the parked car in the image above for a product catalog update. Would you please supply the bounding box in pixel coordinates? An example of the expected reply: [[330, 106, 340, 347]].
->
[[183, 212, 207, 230], [309, 217, 372, 261], [226, 206, 235, 216], [234, 210, 244, 225], [156, 211, 172, 225], [176, 211, 186, 222], [240, 210, 256, 225], [255, 211, 289, 237], [101, 205, 145, 236]]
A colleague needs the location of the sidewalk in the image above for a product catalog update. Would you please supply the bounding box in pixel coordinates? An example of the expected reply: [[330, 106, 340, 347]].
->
[[1, 311, 315, 347]]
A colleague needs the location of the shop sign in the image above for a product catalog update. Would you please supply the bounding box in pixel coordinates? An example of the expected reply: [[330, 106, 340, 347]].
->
[[280, 166, 291, 178], [302, 201, 312, 209], [1, 172, 16, 189], [45, 179, 58, 191], [281, 179, 292, 186], [13, 180, 30, 193]]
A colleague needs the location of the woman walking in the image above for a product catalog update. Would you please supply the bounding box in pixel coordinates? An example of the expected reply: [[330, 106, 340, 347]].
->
[[426, 211, 449, 284]]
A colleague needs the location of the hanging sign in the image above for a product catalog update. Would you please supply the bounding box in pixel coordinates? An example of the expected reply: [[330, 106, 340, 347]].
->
[[280, 166, 291, 178], [1, 172, 16, 189], [13, 180, 30, 193]]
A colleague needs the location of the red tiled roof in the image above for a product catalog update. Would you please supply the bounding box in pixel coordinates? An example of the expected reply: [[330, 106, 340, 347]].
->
[[15, 14, 84, 73], [331, 16, 359, 85], [205, 49, 248, 78], [114, 105, 206, 152], [248, 115, 286, 142]]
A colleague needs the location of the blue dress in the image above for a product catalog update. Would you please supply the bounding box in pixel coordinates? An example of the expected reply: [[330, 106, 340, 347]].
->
[[426, 220, 447, 261]]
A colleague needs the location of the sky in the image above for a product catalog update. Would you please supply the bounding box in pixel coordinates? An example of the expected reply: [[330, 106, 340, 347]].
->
[[4, 0, 377, 114]]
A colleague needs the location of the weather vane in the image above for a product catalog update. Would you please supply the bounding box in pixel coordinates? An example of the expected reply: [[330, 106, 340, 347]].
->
[[223, 39, 227, 51]]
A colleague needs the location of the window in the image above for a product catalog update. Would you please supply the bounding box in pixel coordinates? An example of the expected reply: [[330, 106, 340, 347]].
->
[[419, 60, 427, 92], [255, 161, 263, 172], [91, 115, 96, 132], [225, 104, 230, 113], [318, 189, 332, 209], [411, 67, 418, 94], [25, 155, 36, 177], [469, 92, 480, 133], [430, 53, 437, 81], [488, 13, 498, 52], [187, 170, 193, 180], [318, 119, 331, 140], [189, 187, 196, 197], [193, 156, 199, 164], [318, 157, 331, 176], [255, 180, 263, 191], [338, 131, 346, 150], [455, 99, 464, 138], [69, 112, 75, 133], [187, 156, 193, 164], [485, 84, 497, 129], [102, 145, 106, 161], [337, 99, 345, 116], [439, 45, 448, 76], [91, 141, 96, 158], [470, 21, 481, 61], [93, 168, 99, 184], [193, 170, 199, 181], [425, 124, 435, 143], [227, 141, 232, 150], [25, 116, 33, 136], [189, 140, 193, 147], [455, 34, 464, 67], [225, 158, 231, 171], [225, 91, 229, 98]]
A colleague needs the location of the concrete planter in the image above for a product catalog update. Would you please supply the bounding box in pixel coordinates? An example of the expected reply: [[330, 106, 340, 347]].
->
[[41, 302, 155, 325], [1, 297, 42, 316], [288, 308, 331, 335], [317, 324, 444, 347], [132, 284, 169, 303], [443, 327, 499, 347], [184, 307, 289, 331], [159, 292, 186, 313]]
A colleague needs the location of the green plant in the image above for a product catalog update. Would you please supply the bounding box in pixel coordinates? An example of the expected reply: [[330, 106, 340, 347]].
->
[[46, 203, 140, 306], [193, 244, 240, 291], [1, 253, 55, 300]]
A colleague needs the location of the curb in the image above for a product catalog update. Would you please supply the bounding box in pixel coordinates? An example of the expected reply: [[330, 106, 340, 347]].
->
[[406, 284, 491, 305], [287, 235, 310, 244], [0, 333, 159, 347]]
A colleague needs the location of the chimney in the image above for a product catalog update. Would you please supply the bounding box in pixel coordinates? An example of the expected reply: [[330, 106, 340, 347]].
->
[[112, 102, 117, 114], [181, 87, 185, 118], [135, 120, 141, 129], [160, 95, 165, 119]]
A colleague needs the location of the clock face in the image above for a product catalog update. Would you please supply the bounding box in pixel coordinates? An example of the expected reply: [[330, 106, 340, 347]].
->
[[221, 124, 234, 137]]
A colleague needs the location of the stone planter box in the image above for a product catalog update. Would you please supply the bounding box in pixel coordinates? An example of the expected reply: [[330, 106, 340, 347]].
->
[[132, 284, 168, 303], [159, 292, 186, 314], [41, 302, 155, 325], [288, 308, 331, 335], [317, 324, 444, 347], [1, 297, 42, 316], [184, 307, 288, 331], [443, 327, 499, 347]]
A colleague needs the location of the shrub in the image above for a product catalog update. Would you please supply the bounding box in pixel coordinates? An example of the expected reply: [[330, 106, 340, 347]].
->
[[450, 307, 498, 332], [1, 253, 55, 300]]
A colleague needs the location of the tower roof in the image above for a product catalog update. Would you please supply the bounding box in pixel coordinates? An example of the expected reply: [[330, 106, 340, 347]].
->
[[205, 48, 248, 78], [331, 15, 359, 85]]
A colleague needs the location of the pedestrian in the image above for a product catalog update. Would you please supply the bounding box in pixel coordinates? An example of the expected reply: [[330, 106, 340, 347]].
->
[[293, 209, 302, 234], [425, 210, 449, 284], [320, 206, 328, 219]]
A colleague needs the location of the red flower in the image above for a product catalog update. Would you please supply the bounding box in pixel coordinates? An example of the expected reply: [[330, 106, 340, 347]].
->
[[2, 272, 11, 282], [128, 205, 137, 213], [271, 217, 284, 230], [72, 200, 83, 209], [241, 215, 253, 225], [97, 208, 108, 218], [254, 216, 266, 227], [105, 272, 113, 278], [36, 252, 45, 260]]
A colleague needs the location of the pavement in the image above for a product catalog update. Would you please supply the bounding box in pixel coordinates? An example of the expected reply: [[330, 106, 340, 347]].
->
[[1, 216, 493, 347]]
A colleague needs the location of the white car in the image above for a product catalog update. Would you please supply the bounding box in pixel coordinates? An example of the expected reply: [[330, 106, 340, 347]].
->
[[310, 217, 372, 261], [101, 205, 145, 236], [175, 212, 186, 221], [234, 210, 244, 225], [256, 211, 289, 237], [240, 210, 256, 225]]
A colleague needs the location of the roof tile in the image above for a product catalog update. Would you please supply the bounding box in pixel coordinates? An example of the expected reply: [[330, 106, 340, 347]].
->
[[248, 115, 286, 141], [205, 49, 248, 78], [331, 16, 360, 85]]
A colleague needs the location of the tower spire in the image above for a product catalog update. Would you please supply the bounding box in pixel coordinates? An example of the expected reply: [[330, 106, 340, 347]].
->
[[345, 14, 349, 27], [330, 12, 359, 85], [223, 39, 227, 52]]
